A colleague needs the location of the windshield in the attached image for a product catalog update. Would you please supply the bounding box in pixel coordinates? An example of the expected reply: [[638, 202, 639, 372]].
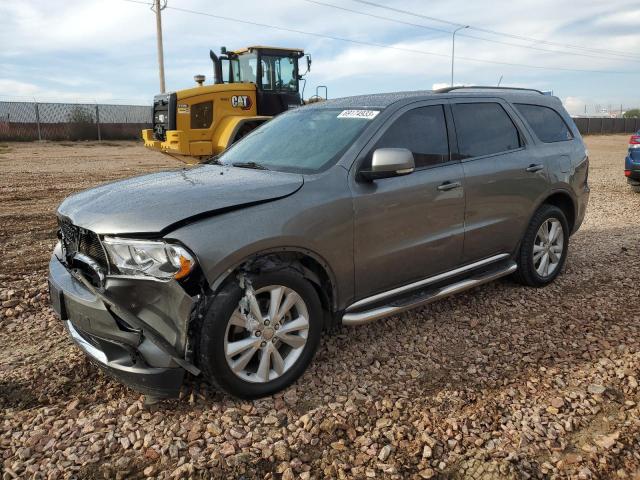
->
[[218, 108, 378, 173]]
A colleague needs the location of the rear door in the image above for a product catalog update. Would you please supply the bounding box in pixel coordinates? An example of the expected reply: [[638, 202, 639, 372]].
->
[[450, 99, 549, 262], [512, 102, 584, 179], [351, 102, 466, 298]]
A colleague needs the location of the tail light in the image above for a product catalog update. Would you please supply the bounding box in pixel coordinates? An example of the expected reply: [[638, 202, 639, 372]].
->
[[625, 170, 632, 177], [629, 135, 640, 145]]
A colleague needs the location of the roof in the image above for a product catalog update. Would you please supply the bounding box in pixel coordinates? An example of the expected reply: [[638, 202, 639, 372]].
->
[[230, 46, 305, 55], [309, 91, 434, 109], [307, 88, 560, 111]]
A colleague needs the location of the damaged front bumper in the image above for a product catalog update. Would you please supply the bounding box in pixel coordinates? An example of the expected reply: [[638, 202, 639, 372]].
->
[[48, 244, 200, 398]]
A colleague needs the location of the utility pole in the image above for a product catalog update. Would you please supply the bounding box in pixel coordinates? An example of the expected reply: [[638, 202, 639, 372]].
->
[[152, 0, 167, 93], [451, 25, 469, 87]]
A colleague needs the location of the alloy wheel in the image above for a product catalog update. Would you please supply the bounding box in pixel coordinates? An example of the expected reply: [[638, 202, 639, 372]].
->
[[223, 285, 310, 383], [533, 218, 564, 278]]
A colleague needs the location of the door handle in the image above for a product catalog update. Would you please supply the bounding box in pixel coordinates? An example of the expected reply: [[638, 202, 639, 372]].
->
[[437, 181, 462, 191], [525, 164, 544, 173]]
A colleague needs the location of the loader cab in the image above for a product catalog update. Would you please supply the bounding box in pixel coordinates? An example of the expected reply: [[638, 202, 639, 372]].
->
[[214, 46, 308, 116]]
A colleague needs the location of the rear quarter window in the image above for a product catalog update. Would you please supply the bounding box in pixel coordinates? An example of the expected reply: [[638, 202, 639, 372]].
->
[[514, 103, 573, 143]]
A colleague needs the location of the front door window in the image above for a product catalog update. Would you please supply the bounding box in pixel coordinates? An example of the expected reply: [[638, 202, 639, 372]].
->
[[260, 55, 298, 92]]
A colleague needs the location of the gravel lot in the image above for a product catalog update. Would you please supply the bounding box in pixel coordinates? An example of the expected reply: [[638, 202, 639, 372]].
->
[[1, 137, 639, 480]]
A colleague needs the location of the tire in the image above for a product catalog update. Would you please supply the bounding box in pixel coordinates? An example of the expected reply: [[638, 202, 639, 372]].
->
[[513, 204, 569, 287], [197, 268, 323, 399], [631, 185, 640, 193]]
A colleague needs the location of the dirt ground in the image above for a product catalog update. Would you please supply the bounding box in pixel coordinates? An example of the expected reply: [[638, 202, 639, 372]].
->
[[1, 137, 639, 479]]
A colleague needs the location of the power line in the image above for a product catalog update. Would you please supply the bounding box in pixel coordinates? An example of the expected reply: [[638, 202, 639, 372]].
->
[[303, 0, 453, 36], [122, 0, 638, 74], [303, 0, 640, 63], [351, 0, 640, 61]]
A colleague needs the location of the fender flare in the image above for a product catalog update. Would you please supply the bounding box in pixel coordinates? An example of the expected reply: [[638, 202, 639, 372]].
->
[[513, 187, 578, 255], [531, 187, 577, 229], [208, 246, 340, 312]]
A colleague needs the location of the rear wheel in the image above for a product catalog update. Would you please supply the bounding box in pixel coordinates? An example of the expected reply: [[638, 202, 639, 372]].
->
[[514, 204, 569, 287], [198, 269, 322, 399]]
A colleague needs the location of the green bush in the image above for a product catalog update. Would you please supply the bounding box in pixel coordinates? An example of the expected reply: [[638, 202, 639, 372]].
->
[[67, 106, 96, 140]]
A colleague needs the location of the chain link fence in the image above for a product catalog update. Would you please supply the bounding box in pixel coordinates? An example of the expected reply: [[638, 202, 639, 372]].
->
[[1, 99, 639, 141], [0, 101, 151, 141]]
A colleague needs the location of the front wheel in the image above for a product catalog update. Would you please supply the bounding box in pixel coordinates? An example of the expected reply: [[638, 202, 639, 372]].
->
[[198, 269, 323, 399], [514, 204, 569, 287]]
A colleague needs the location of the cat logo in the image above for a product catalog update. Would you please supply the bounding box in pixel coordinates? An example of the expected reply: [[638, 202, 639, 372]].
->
[[231, 95, 252, 110]]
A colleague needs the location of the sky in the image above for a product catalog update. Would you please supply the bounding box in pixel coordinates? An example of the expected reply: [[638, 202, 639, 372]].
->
[[1, 0, 639, 115]]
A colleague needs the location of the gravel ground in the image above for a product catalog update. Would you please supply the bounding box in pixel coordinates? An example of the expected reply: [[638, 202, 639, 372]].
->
[[1, 137, 639, 480]]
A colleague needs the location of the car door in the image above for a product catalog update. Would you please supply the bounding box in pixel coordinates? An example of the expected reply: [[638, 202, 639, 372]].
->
[[449, 99, 549, 262], [350, 103, 466, 299], [511, 102, 583, 185]]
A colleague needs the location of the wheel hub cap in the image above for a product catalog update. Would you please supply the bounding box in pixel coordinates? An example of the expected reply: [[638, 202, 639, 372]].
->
[[262, 327, 275, 340]]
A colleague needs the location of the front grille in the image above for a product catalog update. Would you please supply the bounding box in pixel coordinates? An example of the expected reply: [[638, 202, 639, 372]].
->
[[58, 218, 108, 268], [79, 232, 107, 266], [152, 93, 176, 141], [153, 101, 169, 141]]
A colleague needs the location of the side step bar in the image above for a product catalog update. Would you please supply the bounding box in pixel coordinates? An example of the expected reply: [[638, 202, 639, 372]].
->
[[342, 260, 517, 326]]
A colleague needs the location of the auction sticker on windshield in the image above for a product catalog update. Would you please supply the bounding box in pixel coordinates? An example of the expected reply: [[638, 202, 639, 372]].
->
[[337, 110, 380, 119]]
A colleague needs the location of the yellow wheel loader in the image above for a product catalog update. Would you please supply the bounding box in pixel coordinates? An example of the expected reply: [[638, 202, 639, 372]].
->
[[142, 46, 311, 163]]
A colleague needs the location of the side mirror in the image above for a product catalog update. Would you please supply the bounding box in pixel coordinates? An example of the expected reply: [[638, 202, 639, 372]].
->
[[299, 54, 312, 78], [361, 148, 415, 180]]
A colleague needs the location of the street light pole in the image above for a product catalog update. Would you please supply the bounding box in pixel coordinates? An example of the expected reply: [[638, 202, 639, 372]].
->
[[152, 0, 167, 93], [451, 25, 469, 87]]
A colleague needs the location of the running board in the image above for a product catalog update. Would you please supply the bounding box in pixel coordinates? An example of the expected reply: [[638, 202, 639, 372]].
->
[[342, 260, 517, 326]]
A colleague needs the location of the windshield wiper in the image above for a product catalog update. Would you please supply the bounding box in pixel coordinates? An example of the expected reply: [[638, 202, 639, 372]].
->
[[231, 161, 270, 171]]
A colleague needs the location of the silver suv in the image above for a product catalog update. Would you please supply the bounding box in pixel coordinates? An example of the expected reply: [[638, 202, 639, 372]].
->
[[48, 87, 590, 399]]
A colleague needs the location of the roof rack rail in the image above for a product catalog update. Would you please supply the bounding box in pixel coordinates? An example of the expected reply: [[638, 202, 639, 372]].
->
[[434, 85, 545, 95]]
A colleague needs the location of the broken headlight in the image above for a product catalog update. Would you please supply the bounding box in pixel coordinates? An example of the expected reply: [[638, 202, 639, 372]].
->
[[102, 237, 196, 280]]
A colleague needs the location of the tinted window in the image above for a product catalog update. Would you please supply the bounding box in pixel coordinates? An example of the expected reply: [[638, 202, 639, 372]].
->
[[373, 105, 449, 169], [191, 101, 213, 129], [452, 103, 521, 158], [514, 103, 573, 143]]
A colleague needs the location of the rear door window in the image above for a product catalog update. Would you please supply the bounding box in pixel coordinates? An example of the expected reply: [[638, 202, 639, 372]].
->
[[373, 105, 450, 169], [514, 103, 573, 143], [452, 102, 522, 158]]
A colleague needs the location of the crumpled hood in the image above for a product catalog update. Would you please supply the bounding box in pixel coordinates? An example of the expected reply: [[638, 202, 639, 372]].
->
[[57, 165, 304, 235]]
